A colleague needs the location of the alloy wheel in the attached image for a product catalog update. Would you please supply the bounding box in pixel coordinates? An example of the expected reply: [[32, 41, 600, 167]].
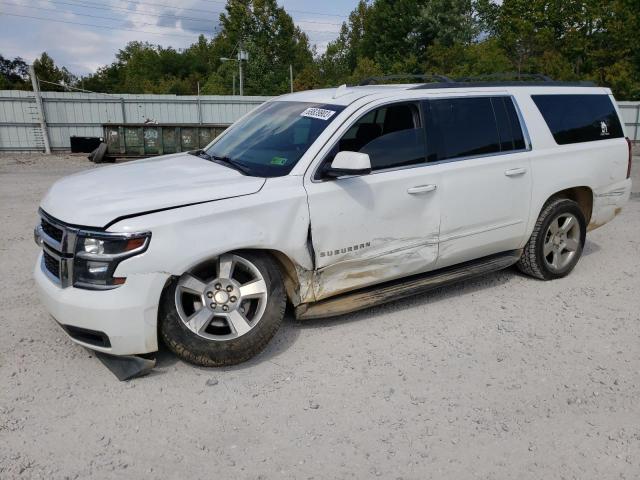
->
[[175, 254, 268, 341], [542, 213, 581, 272]]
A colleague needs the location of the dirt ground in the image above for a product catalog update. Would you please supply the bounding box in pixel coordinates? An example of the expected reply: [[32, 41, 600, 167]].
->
[[1, 152, 639, 480]]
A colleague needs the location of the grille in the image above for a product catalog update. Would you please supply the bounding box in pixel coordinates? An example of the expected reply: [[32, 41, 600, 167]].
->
[[41, 218, 63, 242], [43, 250, 60, 279]]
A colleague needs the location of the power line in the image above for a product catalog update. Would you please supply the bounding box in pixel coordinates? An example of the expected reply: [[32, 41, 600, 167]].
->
[[53, 0, 345, 26], [0, 1, 214, 32], [38, 0, 349, 19], [1, 1, 342, 34], [32, 0, 219, 25], [0, 11, 202, 38], [0, 8, 341, 40]]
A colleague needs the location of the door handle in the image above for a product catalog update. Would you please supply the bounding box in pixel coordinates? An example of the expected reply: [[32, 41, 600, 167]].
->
[[407, 184, 437, 194], [504, 167, 527, 177]]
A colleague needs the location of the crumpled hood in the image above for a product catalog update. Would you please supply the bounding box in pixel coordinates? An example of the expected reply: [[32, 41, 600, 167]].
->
[[40, 152, 266, 227]]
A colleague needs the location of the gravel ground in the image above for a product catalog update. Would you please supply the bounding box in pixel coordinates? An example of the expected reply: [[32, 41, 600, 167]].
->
[[1, 152, 639, 480]]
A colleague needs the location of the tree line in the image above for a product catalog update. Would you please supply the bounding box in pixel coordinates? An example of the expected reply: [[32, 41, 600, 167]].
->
[[2, 0, 639, 99]]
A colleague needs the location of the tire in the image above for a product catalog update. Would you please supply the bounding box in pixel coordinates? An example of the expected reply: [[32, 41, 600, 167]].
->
[[88, 142, 107, 163], [517, 198, 587, 280], [159, 251, 286, 367]]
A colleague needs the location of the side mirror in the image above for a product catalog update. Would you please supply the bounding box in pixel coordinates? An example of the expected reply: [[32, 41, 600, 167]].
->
[[324, 151, 372, 178]]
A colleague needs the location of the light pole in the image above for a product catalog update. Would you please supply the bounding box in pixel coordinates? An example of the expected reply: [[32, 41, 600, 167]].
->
[[221, 48, 248, 96]]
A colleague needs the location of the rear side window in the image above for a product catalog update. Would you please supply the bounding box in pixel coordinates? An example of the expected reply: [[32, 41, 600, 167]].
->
[[424, 96, 525, 162], [532, 94, 624, 145]]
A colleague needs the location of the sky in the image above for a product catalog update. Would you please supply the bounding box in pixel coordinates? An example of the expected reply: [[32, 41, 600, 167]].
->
[[0, 0, 359, 76]]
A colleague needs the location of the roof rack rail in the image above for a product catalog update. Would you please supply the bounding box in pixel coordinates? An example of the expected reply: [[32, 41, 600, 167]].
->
[[455, 72, 554, 82], [411, 72, 597, 90], [358, 74, 454, 86]]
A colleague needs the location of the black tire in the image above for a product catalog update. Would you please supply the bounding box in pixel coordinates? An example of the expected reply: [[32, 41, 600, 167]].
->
[[159, 252, 286, 367], [517, 198, 587, 280], [88, 142, 107, 163]]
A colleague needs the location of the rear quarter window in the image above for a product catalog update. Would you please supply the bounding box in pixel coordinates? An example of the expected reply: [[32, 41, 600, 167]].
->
[[531, 94, 624, 145]]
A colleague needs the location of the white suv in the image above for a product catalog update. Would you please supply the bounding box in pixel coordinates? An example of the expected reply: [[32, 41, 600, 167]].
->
[[34, 79, 633, 369]]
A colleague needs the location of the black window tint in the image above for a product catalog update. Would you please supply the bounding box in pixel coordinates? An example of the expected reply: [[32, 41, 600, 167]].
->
[[426, 97, 500, 161], [532, 94, 624, 145], [490, 97, 526, 152], [361, 128, 427, 170], [329, 102, 426, 172], [504, 98, 525, 149], [492, 97, 514, 151]]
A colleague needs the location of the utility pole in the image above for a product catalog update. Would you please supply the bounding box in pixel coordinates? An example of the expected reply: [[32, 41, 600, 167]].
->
[[197, 81, 202, 124], [238, 55, 244, 96], [237, 45, 248, 96], [29, 64, 51, 154], [221, 47, 248, 96], [289, 64, 293, 93]]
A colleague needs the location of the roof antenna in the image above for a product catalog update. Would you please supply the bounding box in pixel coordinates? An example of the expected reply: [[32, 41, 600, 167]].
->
[[333, 84, 349, 99]]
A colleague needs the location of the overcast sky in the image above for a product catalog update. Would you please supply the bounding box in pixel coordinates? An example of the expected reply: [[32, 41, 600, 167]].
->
[[0, 0, 358, 76]]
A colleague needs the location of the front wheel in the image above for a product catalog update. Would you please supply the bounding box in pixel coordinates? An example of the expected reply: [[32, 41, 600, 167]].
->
[[517, 198, 586, 280], [159, 252, 286, 367]]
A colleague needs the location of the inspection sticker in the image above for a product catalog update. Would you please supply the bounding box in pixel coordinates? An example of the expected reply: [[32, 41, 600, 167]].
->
[[301, 107, 336, 121], [270, 156, 288, 165]]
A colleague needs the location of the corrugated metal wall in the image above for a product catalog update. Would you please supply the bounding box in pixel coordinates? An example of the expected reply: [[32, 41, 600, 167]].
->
[[1, 90, 639, 152], [618, 102, 640, 142], [0, 90, 271, 151]]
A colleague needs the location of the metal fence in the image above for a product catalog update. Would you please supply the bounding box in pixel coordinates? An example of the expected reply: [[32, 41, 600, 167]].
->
[[0, 90, 639, 152], [0, 90, 271, 151], [618, 102, 640, 142]]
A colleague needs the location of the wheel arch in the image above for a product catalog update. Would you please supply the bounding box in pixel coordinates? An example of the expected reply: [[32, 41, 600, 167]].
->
[[252, 249, 314, 307], [160, 248, 314, 309], [544, 186, 593, 224]]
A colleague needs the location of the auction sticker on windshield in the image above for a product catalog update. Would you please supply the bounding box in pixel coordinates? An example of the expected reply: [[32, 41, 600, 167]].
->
[[301, 107, 336, 121]]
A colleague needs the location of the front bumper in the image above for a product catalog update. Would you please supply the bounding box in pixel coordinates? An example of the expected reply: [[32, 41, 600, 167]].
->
[[34, 253, 169, 355]]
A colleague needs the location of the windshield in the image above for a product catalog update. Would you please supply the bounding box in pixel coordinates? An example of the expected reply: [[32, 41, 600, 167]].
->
[[205, 101, 345, 177]]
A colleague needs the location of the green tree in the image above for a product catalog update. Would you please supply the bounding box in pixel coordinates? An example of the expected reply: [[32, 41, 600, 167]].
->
[[215, 0, 314, 95], [0, 54, 30, 89], [317, 0, 370, 86], [33, 52, 76, 90]]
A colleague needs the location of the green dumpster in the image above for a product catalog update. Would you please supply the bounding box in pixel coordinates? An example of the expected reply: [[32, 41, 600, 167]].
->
[[102, 124, 229, 161]]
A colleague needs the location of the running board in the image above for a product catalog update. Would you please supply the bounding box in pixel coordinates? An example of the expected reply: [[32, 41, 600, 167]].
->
[[295, 250, 522, 320]]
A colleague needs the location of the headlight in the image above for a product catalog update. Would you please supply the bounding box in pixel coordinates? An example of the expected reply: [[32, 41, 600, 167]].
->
[[74, 231, 150, 289]]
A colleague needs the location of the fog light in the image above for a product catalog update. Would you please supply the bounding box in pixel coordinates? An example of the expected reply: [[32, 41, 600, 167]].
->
[[87, 261, 109, 275]]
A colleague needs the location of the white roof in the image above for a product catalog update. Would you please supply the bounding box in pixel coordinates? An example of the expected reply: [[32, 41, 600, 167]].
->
[[274, 83, 611, 106], [276, 85, 415, 106]]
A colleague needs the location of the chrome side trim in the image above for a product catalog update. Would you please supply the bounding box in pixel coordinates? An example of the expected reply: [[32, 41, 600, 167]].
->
[[309, 94, 533, 183]]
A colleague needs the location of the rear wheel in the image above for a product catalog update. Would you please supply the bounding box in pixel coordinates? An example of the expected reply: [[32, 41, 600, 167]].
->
[[159, 252, 286, 367], [517, 198, 586, 280]]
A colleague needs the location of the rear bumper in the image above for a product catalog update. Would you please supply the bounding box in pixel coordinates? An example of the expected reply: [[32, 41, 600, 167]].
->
[[34, 253, 169, 355], [589, 178, 632, 230]]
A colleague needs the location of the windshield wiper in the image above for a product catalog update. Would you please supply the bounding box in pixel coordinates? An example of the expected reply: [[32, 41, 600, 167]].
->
[[190, 149, 253, 175], [189, 149, 212, 160], [209, 154, 253, 175]]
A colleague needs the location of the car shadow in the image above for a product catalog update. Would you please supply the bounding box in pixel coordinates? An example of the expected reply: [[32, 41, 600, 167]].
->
[[156, 248, 596, 373], [155, 267, 519, 373], [581, 239, 601, 257]]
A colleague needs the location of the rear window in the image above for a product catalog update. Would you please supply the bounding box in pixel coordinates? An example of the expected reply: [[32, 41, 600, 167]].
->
[[531, 94, 624, 145], [424, 96, 526, 162]]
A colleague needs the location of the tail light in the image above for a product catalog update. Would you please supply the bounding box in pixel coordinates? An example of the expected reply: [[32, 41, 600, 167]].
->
[[627, 137, 632, 179]]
